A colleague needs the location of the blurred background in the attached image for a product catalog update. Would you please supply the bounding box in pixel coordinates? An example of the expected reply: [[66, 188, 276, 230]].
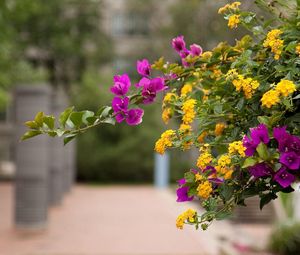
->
[[0, 0, 299, 255]]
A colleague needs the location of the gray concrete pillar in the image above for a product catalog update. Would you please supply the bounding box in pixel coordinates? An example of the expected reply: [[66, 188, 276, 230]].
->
[[154, 152, 169, 188], [64, 140, 76, 193], [14, 85, 51, 229], [48, 88, 65, 205]]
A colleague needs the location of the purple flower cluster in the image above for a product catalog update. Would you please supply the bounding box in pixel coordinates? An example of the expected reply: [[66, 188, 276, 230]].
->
[[171, 35, 203, 67], [245, 125, 300, 188], [136, 59, 168, 104], [242, 124, 270, 156], [110, 74, 144, 125]]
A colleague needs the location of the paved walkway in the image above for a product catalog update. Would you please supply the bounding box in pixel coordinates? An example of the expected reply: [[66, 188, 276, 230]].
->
[[0, 183, 272, 255]]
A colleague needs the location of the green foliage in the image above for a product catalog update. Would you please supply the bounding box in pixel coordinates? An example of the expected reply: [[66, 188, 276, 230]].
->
[[269, 222, 300, 255]]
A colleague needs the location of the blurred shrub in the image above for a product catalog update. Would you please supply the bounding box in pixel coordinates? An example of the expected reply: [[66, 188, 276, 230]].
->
[[73, 69, 191, 183], [269, 221, 300, 255]]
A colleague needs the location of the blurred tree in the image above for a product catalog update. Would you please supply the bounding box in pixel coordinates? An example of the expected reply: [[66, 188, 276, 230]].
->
[[2, 0, 112, 91]]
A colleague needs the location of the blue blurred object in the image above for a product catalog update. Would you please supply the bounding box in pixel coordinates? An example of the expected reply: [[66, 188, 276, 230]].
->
[[154, 152, 169, 188]]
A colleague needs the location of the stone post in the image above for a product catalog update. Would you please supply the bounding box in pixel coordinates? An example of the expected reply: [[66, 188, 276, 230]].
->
[[48, 88, 65, 205], [14, 85, 51, 229], [154, 152, 170, 188]]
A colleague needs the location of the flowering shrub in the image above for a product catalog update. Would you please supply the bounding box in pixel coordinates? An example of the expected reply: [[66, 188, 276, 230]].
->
[[23, 1, 300, 230]]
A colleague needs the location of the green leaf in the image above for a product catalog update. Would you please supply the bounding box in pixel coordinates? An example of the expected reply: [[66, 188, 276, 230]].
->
[[242, 157, 258, 168], [25, 121, 39, 129], [100, 106, 113, 119], [63, 134, 77, 145], [220, 184, 234, 201], [102, 117, 116, 125], [43, 115, 55, 129], [82, 111, 95, 125], [257, 116, 270, 126], [69, 111, 85, 127], [34, 112, 44, 127], [260, 193, 277, 210], [215, 211, 232, 220], [59, 106, 74, 128], [184, 172, 195, 182], [21, 130, 42, 141], [256, 142, 269, 160], [213, 104, 223, 114]]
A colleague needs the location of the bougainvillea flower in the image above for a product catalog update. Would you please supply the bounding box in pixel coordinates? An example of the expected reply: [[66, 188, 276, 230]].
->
[[249, 163, 273, 178], [164, 72, 177, 81], [273, 126, 291, 152], [136, 77, 150, 88], [280, 151, 300, 170], [190, 44, 203, 56], [177, 178, 186, 185], [171, 35, 186, 52], [242, 135, 257, 157], [289, 136, 300, 155], [142, 77, 167, 104], [112, 96, 130, 123], [110, 73, 131, 96], [112, 96, 129, 113], [137, 59, 151, 77], [274, 166, 295, 188], [250, 124, 270, 145], [176, 186, 194, 202], [126, 108, 144, 126], [202, 166, 216, 175], [208, 177, 224, 185]]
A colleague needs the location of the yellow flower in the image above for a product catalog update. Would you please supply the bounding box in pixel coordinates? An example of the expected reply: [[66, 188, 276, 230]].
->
[[232, 75, 259, 99], [261, 89, 280, 108], [181, 83, 193, 97], [197, 181, 212, 199], [296, 43, 300, 55], [154, 129, 176, 154], [163, 93, 177, 105], [215, 123, 226, 136], [176, 209, 196, 229], [224, 169, 233, 180], [275, 79, 296, 97], [162, 108, 172, 124], [218, 2, 241, 14], [196, 152, 213, 169], [197, 131, 208, 143], [263, 29, 284, 60], [179, 123, 192, 134], [195, 173, 204, 182], [201, 51, 212, 60], [225, 68, 238, 80], [228, 141, 246, 157], [182, 99, 197, 124], [228, 14, 240, 29], [218, 154, 231, 167]]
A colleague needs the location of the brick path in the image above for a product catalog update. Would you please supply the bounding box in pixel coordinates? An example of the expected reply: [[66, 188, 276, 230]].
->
[[0, 183, 272, 255]]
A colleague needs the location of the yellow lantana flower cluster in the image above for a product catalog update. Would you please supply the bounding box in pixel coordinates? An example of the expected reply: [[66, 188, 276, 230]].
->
[[162, 108, 172, 124], [182, 99, 197, 124], [214, 123, 226, 136], [228, 14, 240, 29], [163, 92, 177, 105], [263, 29, 284, 60], [261, 79, 297, 108], [154, 129, 176, 155], [216, 154, 233, 180], [232, 75, 260, 99], [176, 209, 196, 229], [228, 141, 246, 157], [218, 1, 241, 14], [181, 83, 193, 97], [296, 43, 300, 55], [197, 131, 208, 143], [196, 152, 213, 169], [197, 180, 213, 199]]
